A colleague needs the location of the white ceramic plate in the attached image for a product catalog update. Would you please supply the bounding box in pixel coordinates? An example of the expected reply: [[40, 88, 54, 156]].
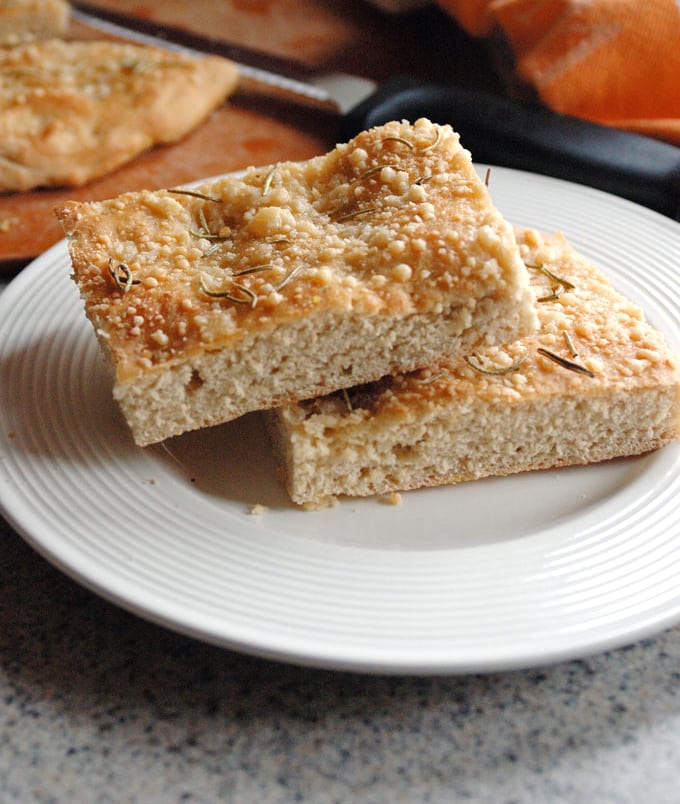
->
[[2, 167, 680, 674]]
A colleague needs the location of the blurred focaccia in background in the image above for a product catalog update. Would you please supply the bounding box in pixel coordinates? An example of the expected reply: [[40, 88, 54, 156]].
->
[[0, 0, 70, 45], [0, 38, 239, 191]]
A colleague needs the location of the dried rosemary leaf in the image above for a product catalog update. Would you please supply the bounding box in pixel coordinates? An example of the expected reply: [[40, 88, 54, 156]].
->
[[228, 284, 258, 308], [526, 262, 576, 291], [108, 258, 139, 293], [233, 263, 273, 277], [187, 207, 232, 249], [336, 205, 380, 222], [537, 348, 595, 377], [418, 128, 441, 152], [541, 266, 575, 290], [381, 130, 440, 151], [357, 163, 394, 181], [562, 330, 578, 357], [190, 231, 231, 243], [199, 275, 258, 307], [198, 207, 210, 234], [168, 188, 221, 203], [464, 353, 527, 375], [275, 264, 304, 291], [382, 135, 415, 149], [537, 284, 564, 303], [326, 199, 351, 218]]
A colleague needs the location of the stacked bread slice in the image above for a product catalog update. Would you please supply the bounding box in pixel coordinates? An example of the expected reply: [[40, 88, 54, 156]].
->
[[266, 228, 680, 506], [57, 119, 680, 507], [57, 119, 536, 446]]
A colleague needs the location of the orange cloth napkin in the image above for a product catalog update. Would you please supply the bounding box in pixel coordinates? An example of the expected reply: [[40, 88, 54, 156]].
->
[[437, 0, 680, 145]]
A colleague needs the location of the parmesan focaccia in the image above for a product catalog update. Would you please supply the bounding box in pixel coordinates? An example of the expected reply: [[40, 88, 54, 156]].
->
[[0, 0, 69, 45], [266, 229, 680, 507], [57, 119, 537, 446], [0, 39, 239, 191]]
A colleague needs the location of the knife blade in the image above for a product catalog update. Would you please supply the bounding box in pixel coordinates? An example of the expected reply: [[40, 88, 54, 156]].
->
[[72, 3, 680, 220], [71, 3, 377, 115]]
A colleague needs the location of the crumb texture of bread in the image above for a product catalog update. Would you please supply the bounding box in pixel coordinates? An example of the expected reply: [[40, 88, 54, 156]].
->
[[267, 229, 680, 507], [57, 119, 536, 445], [0, 0, 69, 45], [0, 39, 239, 191]]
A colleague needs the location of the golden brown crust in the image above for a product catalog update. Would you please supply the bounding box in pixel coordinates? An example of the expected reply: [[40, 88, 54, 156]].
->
[[269, 229, 680, 506], [57, 119, 537, 445], [58, 119, 535, 384], [0, 39, 239, 191]]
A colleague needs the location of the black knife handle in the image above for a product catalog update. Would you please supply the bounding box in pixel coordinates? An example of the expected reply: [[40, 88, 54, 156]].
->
[[340, 79, 680, 220]]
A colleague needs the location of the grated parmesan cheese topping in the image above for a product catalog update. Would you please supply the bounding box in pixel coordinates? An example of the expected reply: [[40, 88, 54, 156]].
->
[[59, 119, 527, 382]]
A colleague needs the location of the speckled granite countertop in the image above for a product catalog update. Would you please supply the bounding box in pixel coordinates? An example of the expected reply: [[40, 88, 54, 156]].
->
[[2, 517, 680, 803]]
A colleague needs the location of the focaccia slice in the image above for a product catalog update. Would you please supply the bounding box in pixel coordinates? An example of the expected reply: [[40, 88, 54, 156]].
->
[[0, 0, 69, 45], [57, 119, 536, 445], [0, 38, 239, 191], [266, 229, 680, 507]]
